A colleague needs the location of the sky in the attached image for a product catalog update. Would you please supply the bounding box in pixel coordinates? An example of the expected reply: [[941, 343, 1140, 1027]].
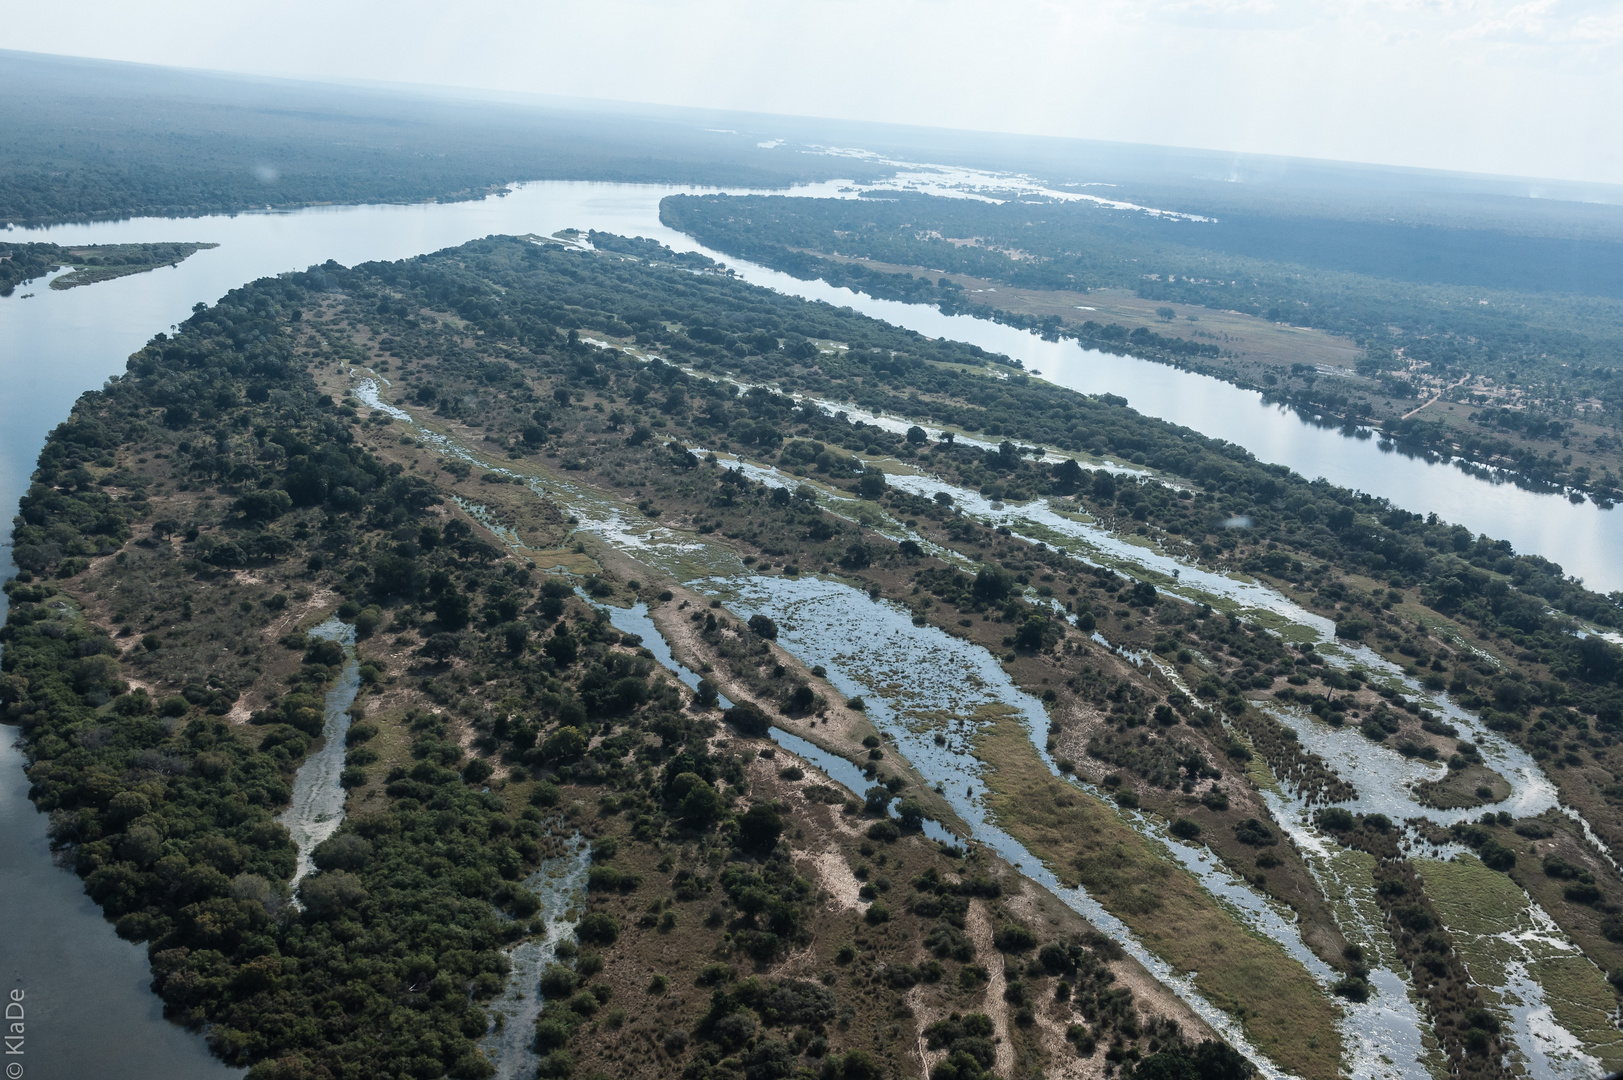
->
[[7, 0, 1623, 184]]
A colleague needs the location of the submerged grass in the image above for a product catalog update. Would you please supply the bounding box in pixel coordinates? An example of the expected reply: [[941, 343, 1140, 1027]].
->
[[1417, 855, 1623, 1069], [972, 711, 1343, 1080]]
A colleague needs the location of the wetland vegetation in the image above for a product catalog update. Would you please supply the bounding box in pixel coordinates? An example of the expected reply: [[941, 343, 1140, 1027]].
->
[[9, 226, 1623, 1079]]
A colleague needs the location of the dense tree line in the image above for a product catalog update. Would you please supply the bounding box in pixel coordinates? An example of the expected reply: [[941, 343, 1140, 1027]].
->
[[661, 193, 1623, 391], [660, 192, 1623, 485], [0, 53, 876, 227], [0, 242, 69, 295]]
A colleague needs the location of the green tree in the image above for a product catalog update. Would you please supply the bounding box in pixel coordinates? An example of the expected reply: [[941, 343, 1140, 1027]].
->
[[434, 590, 471, 629], [725, 700, 772, 735], [1014, 615, 1048, 652], [542, 726, 587, 762], [737, 804, 784, 853], [679, 778, 724, 825]]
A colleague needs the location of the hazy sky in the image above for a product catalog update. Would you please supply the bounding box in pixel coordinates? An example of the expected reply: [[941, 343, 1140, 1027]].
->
[[9, 0, 1623, 184]]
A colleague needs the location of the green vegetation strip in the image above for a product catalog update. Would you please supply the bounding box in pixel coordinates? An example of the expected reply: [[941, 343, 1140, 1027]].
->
[[972, 711, 1343, 1080], [0, 241, 216, 295]]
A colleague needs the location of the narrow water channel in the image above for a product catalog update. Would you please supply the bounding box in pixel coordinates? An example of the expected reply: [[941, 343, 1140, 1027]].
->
[[480, 838, 592, 1080], [277, 618, 361, 888]]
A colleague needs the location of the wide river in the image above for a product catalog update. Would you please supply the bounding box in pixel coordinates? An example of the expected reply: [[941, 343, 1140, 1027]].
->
[[0, 178, 1618, 1076]]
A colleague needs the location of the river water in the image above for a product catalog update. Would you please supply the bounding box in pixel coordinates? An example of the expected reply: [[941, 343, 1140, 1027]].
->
[[1, 180, 1618, 589], [0, 737, 242, 1080], [480, 838, 592, 1080], [3, 178, 1620, 1077]]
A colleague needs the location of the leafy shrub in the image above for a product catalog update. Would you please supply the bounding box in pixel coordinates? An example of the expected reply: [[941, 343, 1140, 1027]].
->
[[724, 700, 772, 736], [576, 912, 620, 945], [737, 803, 784, 854], [1478, 839, 1517, 871], [1316, 807, 1354, 831], [993, 923, 1038, 952], [865, 821, 900, 844], [344, 721, 379, 745], [1232, 818, 1278, 846], [300, 870, 368, 919]]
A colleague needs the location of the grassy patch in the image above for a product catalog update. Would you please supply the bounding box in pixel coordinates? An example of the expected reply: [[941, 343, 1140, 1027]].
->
[[1501, 815, 1623, 980], [1419, 855, 1623, 1069], [1129, 741, 1349, 966], [342, 704, 418, 814], [1411, 762, 1511, 810], [1416, 855, 1533, 942], [973, 711, 1343, 1080]]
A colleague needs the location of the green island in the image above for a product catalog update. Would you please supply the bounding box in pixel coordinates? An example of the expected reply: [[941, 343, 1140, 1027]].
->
[[9, 230, 1623, 1079], [0, 241, 218, 296], [4, 235, 1250, 1080]]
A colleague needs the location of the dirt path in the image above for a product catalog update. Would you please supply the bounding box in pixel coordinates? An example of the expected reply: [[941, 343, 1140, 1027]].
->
[[965, 901, 1017, 1076], [810, 850, 865, 912]]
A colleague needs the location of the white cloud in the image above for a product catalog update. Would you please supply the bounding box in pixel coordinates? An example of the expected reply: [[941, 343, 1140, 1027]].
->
[[1457, 0, 1623, 45], [1146, 0, 1302, 30]]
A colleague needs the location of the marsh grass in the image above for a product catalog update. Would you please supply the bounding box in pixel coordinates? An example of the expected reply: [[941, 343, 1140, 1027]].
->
[[1419, 855, 1623, 1068], [973, 712, 1343, 1080]]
